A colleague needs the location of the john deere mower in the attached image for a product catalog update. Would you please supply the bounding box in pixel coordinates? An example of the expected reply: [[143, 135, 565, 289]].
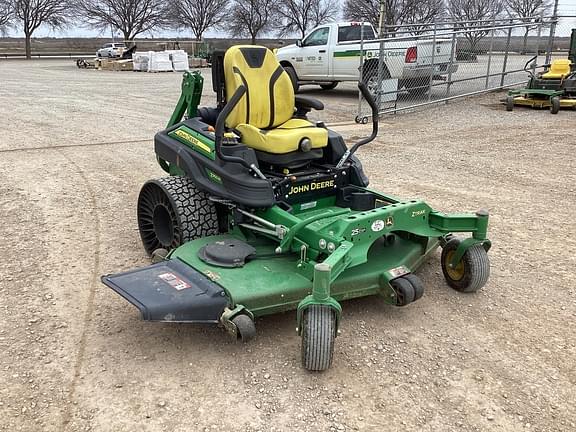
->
[[102, 46, 492, 371], [505, 29, 576, 114]]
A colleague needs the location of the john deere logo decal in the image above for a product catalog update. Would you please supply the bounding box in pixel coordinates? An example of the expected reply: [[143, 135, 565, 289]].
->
[[385, 216, 394, 227]]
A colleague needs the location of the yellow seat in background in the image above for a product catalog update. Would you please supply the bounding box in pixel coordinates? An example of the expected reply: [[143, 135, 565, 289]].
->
[[541, 59, 572, 79]]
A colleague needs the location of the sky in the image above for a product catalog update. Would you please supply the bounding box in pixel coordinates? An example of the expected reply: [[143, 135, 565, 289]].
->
[[3, 3, 576, 39]]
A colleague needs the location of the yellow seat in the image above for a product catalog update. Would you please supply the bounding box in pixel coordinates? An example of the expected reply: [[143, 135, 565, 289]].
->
[[223, 46, 328, 154], [541, 59, 572, 79]]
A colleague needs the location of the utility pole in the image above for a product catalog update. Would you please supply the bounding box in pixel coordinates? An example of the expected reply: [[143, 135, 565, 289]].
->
[[378, 0, 387, 37], [545, 0, 559, 64]]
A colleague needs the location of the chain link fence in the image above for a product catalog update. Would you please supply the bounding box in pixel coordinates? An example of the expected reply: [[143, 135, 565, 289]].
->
[[355, 16, 575, 122]]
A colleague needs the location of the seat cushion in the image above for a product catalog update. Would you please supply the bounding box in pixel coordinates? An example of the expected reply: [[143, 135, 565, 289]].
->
[[542, 59, 572, 79], [236, 119, 328, 154]]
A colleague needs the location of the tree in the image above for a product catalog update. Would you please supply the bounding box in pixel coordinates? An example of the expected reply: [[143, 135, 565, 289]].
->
[[275, 0, 339, 39], [447, 0, 504, 52], [12, 0, 71, 59], [505, 0, 550, 53], [343, 0, 444, 35], [0, 0, 13, 34], [77, 0, 168, 41], [169, 0, 228, 41], [229, 0, 277, 44]]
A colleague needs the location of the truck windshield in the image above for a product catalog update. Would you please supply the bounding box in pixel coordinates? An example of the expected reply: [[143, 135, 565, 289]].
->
[[338, 25, 376, 43]]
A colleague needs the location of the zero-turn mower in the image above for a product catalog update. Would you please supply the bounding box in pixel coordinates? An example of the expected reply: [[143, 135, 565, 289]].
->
[[102, 46, 492, 371], [505, 29, 576, 114]]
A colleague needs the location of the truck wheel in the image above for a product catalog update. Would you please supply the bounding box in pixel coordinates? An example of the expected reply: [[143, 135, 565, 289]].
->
[[320, 82, 338, 90], [403, 78, 429, 96], [137, 176, 220, 255], [361, 62, 390, 96], [283, 65, 300, 93]]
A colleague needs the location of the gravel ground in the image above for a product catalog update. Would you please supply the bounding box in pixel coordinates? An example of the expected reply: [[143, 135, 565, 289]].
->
[[0, 60, 575, 432]]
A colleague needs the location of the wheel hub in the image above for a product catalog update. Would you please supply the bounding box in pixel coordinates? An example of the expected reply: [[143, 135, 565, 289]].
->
[[152, 204, 174, 247], [444, 250, 465, 281]]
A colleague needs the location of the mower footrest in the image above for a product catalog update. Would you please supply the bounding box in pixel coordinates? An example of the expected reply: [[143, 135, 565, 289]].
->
[[101, 259, 228, 323]]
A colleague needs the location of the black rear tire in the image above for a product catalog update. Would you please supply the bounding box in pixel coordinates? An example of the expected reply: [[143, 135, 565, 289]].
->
[[320, 82, 338, 90], [137, 176, 220, 255], [283, 65, 300, 93], [301, 305, 336, 371]]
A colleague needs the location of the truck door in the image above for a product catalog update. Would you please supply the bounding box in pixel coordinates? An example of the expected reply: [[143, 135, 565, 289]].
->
[[297, 26, 331, 79]]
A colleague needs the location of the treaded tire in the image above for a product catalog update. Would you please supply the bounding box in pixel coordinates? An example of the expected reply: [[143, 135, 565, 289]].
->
[[232, 314, 256, 342], [320, 82, 338, 90], [137, 176, 219, 255], [550, 96, 560, 114], [441, 238, 490, 293], [283, 65, 300, 93], [301, 305, 336, 371], [391, 277, 415, 306]]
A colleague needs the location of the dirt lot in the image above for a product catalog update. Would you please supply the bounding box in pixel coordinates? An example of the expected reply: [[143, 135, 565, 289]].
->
[[0, 60, 575, 432]]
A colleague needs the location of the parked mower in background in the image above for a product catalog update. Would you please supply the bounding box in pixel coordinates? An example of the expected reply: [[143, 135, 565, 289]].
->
[[505, 29, 576, 114], [102, 45, 492, 371]]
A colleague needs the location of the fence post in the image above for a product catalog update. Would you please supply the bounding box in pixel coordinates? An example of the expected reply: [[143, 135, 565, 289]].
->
[[545, 0, 560, 64], [428, 23, 437, 102], [500, 20, 513, 88], [534, 17, 543, 74], [446, 25, 457, 98], [376, 31, 386, 116], [485, 17, 496, 89]]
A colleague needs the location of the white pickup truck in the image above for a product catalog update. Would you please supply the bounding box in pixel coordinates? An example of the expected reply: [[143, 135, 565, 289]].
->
[[276, 22, 458, 94]]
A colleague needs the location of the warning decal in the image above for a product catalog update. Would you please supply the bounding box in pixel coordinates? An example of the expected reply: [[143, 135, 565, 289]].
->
[[158, 272, 191, 291]]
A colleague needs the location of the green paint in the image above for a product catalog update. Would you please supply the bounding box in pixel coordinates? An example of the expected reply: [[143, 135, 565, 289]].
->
[[205, 169, 223, 184], [168, 125, 216, 160], [169, 192, 489, 320]]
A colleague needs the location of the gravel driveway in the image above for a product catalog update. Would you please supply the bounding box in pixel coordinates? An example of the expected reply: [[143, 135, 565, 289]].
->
[[0, 60, 574, 432]]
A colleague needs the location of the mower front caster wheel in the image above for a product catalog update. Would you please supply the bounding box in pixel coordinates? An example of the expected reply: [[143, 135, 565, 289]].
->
[[232, 314, 256, 342], [505, 96, 514, 111], [550, 97, 560, 114], [301, 305, 336, 371], [441, 238, 490, 293]]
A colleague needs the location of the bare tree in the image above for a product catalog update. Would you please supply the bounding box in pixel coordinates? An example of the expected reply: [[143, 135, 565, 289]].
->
[[505, 0, 550, 53], [229, 0, 277, 44], [403, 0, 445, 34], [447, 0, 504, 52], [12, 0, 71, 59], [169, 0, 228, 41], [275, 0, 339, 39], [0, 0, 13, 34], [343, 0, 444, 35], [77, 0, 168, 41]]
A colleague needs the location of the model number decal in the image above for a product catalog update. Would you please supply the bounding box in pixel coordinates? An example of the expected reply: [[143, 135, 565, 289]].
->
[[411, 210, 426, 217], [351, 227, 366, 236]]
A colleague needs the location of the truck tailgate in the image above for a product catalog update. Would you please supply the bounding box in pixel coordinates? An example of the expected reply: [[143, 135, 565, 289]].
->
[[416, 39, 453, 65]]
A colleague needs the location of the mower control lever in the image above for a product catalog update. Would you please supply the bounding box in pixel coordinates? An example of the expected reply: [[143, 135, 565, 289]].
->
[[215, 85, 266, 180], [336, 82, 379, 168]]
